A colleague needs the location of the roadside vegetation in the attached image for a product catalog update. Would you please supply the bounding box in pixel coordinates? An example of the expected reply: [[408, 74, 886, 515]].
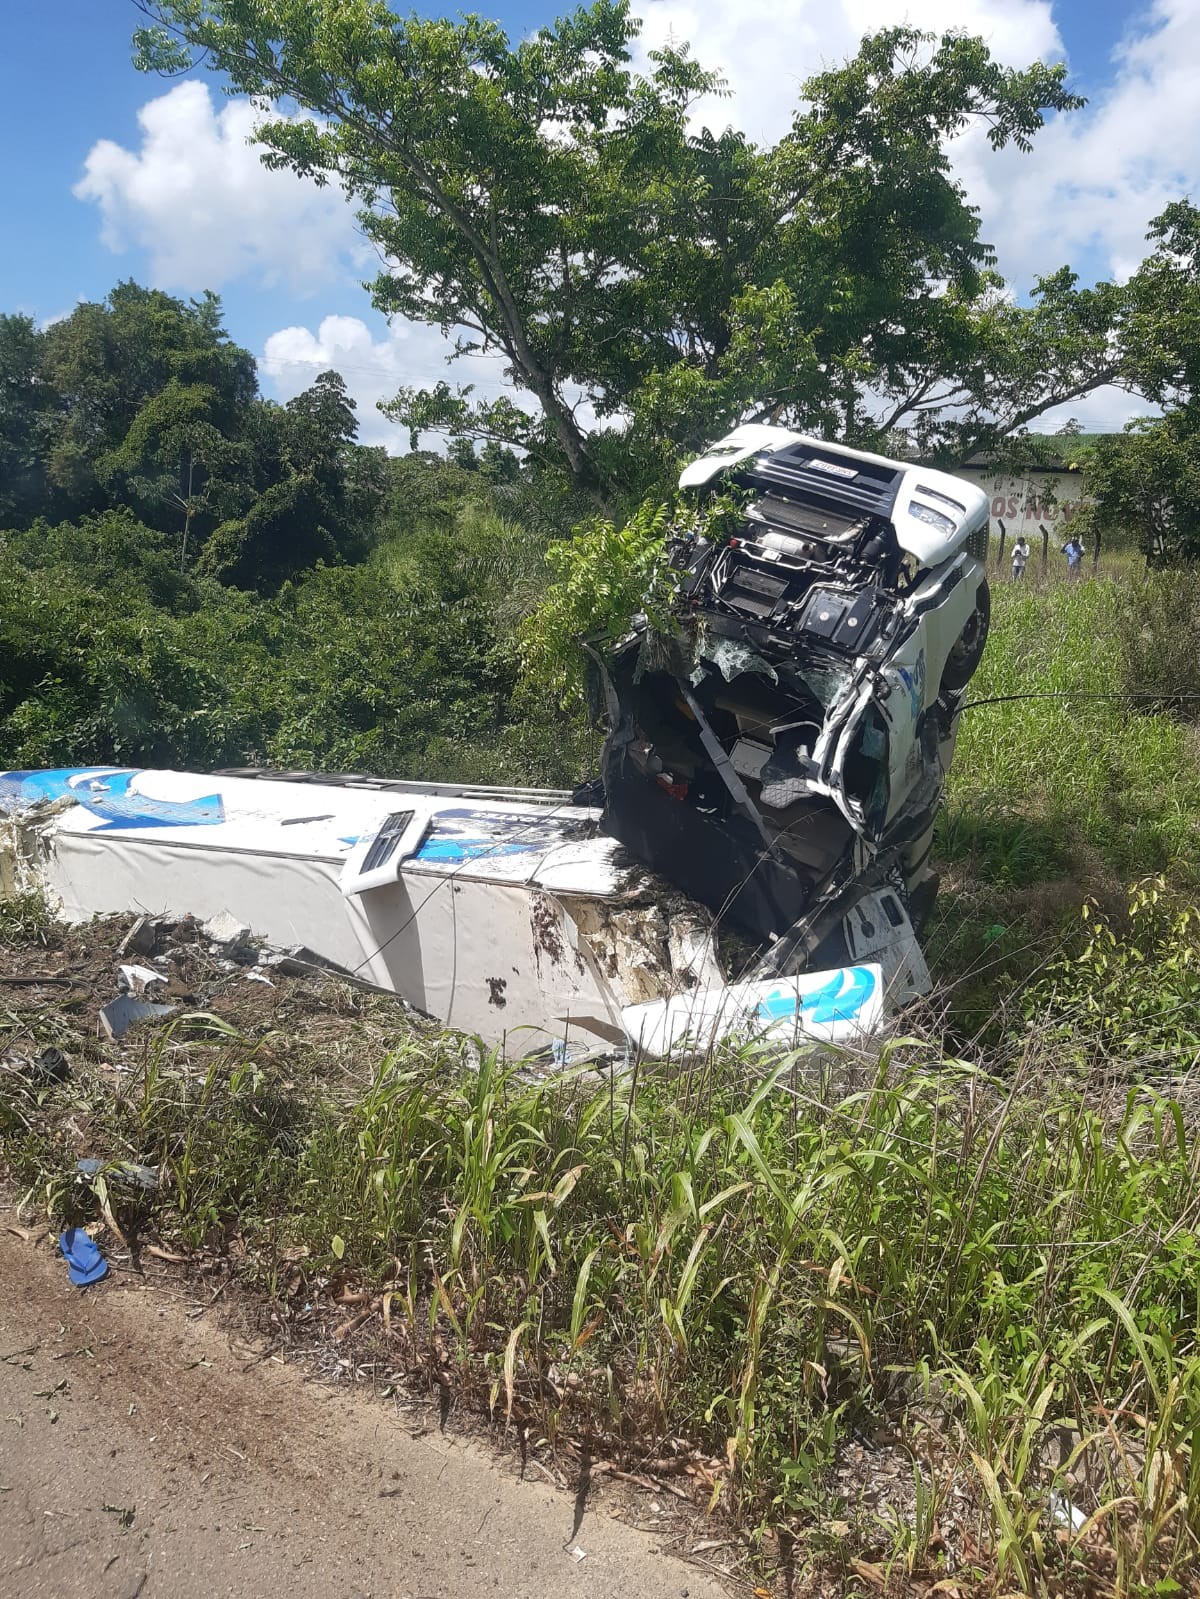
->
[[4, 864, 1200, 1595], [5, 3, 1200, 1587], [4, 280, 1200, 1595]]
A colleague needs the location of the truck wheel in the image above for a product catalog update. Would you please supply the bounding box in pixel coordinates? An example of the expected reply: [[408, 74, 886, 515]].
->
[[941, 579, 991, 692]]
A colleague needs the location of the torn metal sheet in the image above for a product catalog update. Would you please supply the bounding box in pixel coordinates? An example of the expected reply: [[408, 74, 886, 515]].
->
[[0, 766, 710, 1052], [98, 993, 177, 1040], [118, 963, 166, 994]]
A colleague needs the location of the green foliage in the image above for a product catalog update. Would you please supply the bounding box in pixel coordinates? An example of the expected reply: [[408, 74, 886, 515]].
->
[[1024, 879, 1200, 1067], [0, 314, 49, 527], [517, 499, 672, 709], [0, 891, 54, 946], [1077, 416, 1200, 563], [1075, 199, 1200, 564], [1121, 199, 1200, 409], [0, 284, 384, 587], [0, 446, 602, 787], [0, 537, 271, 767]]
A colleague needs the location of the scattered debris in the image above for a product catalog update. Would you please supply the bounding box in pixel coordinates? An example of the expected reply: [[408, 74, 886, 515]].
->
[[201, 910, 257, 964], [119, 915, 167, 958], [1050, 1490, 1087, 1532], [97, 993, 177, 1041], [4, 435, 990, 1066], [76, 1158, 160, 1191], [201, 909, 251, 946], [59, 1228, 108, 1288], [118, 963, 166, 993], [23, 1047, 71, 1085], [259, 945, 368, 984]]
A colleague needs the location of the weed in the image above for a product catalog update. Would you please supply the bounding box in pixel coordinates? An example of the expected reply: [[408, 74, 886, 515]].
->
[[0, 892, 55, 947], [9, 1011, 1200, 1589], [949, 577, 1200, 888]]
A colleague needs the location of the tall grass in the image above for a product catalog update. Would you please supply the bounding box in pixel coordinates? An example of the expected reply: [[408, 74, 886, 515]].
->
[[9, 1002, 1200, 1590], [931, 574, 1200, 1035], [947, 578, 1200, 885]]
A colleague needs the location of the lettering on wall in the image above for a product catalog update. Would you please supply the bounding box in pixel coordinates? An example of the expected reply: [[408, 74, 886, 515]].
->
[[962, 470, 1088, 536]]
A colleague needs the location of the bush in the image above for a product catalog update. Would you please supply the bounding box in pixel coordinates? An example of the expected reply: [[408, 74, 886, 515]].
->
[[517, 499, 672, 711], [1112, 563, 1200, 720], [1022, 877, 1200, 1070]]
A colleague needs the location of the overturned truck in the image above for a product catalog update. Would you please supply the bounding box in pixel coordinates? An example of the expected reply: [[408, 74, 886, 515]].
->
[[0, 427, 989, 1056], [599, 423, 991, 974]]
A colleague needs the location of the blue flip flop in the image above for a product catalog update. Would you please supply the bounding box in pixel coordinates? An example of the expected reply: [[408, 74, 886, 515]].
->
[[59, 1227, 109, 1287]]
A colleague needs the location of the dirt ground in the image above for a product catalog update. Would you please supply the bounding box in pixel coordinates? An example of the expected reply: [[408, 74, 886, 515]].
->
[[0, 1226, 728, 1599]]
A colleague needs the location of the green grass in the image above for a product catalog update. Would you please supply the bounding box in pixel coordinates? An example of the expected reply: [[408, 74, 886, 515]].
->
[[929, 575, 1200, 1031], [947, 577, 1200, 884], [7, 982, 1200, 1592]]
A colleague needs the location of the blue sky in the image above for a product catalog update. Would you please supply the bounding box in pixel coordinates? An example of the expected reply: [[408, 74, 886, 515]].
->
[[2, 0, 1192, 445]]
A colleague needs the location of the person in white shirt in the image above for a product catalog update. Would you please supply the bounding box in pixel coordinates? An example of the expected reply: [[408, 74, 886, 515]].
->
[[1010, 535, 1030, 580]]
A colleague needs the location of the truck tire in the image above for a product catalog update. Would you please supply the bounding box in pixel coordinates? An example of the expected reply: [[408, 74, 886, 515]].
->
[[940, 578, 991, 693]]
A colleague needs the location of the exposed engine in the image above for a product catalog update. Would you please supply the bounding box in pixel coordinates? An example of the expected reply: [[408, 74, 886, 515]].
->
[[596, 427, 992, 975]]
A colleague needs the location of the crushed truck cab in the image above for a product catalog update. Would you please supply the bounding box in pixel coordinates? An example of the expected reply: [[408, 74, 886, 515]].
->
[[599, 425, 991, 970]]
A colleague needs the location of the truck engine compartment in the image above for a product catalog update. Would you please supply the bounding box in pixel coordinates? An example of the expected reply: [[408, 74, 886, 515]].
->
[[597, 429, 991, 964]]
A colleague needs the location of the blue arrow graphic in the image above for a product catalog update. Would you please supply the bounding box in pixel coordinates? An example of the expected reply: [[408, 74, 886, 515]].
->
[[0, 769, 225, 831], [755, 966, 876, 1030]]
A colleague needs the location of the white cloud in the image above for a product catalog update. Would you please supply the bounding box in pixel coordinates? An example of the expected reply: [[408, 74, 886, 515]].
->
[[634, 0, 1062, 146], [75, 81, 367, 296], [260, 314, 517, 452], [954, 0, 1200, 287]]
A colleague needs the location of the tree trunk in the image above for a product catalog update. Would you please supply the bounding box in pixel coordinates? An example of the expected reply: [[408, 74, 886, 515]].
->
[[180, 454, 194, 573]]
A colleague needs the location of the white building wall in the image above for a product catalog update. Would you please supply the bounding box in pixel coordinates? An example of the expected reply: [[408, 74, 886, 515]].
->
[[957, 468, 1088, 543]]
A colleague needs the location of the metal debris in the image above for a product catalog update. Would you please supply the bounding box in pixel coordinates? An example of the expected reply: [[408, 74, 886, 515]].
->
[[98, 994, 177, 1041]]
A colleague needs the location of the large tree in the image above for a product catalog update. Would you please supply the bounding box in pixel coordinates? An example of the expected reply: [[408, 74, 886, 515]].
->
[[134, 1, 1113, 495], [1077, 201, 1200, 563], [0, 281, 388, 581]]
